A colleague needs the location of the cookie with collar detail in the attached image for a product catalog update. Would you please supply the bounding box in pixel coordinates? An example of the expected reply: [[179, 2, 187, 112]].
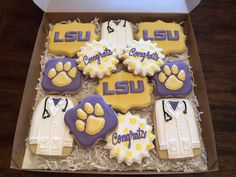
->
[[95, 71, 153, 113], [48, 22, 98, 57], [42, 58, 82, 93], [29, 96, 75, 156], [105, 112, 155, 166], [152, 61, 192, 96], [136, 20, 187, 55], [64, 95, 118, 148], [123, 40, 165, 76], [77, 40, 119, 79], [153, 99, 201, 159]]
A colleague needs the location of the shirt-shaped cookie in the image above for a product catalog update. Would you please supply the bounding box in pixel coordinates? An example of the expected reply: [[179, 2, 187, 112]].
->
[[101, 20, 133, 54], [64, 95, 118, 148], [48, 22, 98, 57], [96, 71, 153, 113], [42, 58, 82, 93], [29, 96, 75, 156], [106, 112, 155, 166], [153, 99, 201, 159], [136, 20, 187, 55]]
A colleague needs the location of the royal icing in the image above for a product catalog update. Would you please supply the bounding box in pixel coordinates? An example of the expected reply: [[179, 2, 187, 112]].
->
[[96, 71, 153, 113], [105, 112, 155, 166], [42, 58, 82, 93], [29, 96, 75, 156], [64, 95, 118, 148], [136, 20, 187, 54], [123, 40, 165, 76], [101, 20, 133, 55], [153, 99, 201, 159], [77, 40, 119, 78], [48, 22, 98, 57], [152, 61, 192, 96]]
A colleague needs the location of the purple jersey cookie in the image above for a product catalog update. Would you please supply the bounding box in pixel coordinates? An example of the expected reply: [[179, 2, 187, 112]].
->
[[64, 95, 118, 148], [152, 61, 192, 96], [42, 58, 82, 93]]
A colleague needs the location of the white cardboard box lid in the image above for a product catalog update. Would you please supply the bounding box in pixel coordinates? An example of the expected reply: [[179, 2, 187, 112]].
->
[[33, 0, 201, 13]]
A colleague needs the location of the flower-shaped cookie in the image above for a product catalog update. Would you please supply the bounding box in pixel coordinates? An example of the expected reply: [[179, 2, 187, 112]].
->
[[123, 40, 165, 76], [152, 61, 192, 96], [105, 112, 155, 166], [77, 40, 119, 78], [64, 95, 118, 148], [42, 58, 82, 93]]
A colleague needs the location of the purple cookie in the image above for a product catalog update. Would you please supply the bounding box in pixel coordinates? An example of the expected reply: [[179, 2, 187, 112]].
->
[[152, 61, 192, 96], [42, 58, 82, 93], [64, 95, 118, 148]]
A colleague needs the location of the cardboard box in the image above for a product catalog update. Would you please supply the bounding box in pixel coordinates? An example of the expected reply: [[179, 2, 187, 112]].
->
[[11, 0, 218, 174]]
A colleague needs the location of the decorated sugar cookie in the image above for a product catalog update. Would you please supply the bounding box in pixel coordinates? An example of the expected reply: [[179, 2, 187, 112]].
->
[[105, 112, 155, 166], [64, 95, 118, 148], [48, 22, 98, 57], [29, 96, 75, 156], [77, 40, 119, 78], [42, 58, 82, 93], [96, 71, 153, 113], [136, 20, 187, 54], [152, 61, 192, 96], [153, 99, 201, 159], [123, 40, 165, 76]]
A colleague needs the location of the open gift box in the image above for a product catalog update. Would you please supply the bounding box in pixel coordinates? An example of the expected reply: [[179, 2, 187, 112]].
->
[[11, 0, 218, 174]]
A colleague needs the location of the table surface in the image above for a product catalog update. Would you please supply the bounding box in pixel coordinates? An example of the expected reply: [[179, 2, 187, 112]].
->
[[0, 0, 235, 176]]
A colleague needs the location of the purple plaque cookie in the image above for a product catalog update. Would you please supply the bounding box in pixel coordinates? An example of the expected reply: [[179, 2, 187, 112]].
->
[[42, 58, 82, 93], [64, 95, 118, 148], [152, 61, 192, 96]]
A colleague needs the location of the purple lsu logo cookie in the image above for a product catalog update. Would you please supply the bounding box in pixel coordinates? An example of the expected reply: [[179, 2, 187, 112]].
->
[[42, 58, 82, 93], [64, 95, 118, 148], [153, 61, 192, 96]]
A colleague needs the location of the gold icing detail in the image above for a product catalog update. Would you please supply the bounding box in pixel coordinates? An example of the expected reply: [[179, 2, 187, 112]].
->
[[178, 70, 186, 81], [114, 147, 120, 156], [52, 71, 72, 87], [86, 115, 105, 135], [75, 120, 85, 132], [158, 72, 167, 83], [118, 115, 124, 123], [139, 123, 145, 129], [124, 142, 129, 148], [94, 103, 104, 116], [84, 102, 94, 114], [129, 118, 136, 125], [77, 109, 87, 120], [48, 68, 56, 78], [146, 143, 154, 150], [164, 75, 183, 90], [123, 127, 129, 134], [171, 64, 178, 74], [163, 66, 171, 75], [125, 151, 132, 158], [135, 144, 143, 151], [64, 62, 71, 71], [156, 59, 164, 67], [55, 62, 63, 72], [68, 67, 77, 78]]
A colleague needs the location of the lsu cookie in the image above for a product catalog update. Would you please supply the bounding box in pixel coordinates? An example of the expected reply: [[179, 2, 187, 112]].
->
[[42, 58, 82, 93], [152, 61, 192, 96], [136, 20, 187, 54], [64, 95, 118, 148], [48, 22, 98, 57], [96, 71, 153, 113], [77, 40, 119, 78], [105, 112, 155, 166], [123, 40, 165, 76], [29, 96, 75, 156], [153, 99, 201, 159], [101, 20, 133, 54]]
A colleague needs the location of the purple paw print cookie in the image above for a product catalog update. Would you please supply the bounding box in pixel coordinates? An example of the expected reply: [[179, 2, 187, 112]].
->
[[42, 58, 82, 93], [64, 95, 118, 148], [152, 61, 192, 96]]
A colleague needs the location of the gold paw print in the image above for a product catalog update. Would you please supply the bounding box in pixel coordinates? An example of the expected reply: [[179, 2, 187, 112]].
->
[[48, 61, 77, 87], [158, 64, 186, 90], [75, 102, 105, 135]]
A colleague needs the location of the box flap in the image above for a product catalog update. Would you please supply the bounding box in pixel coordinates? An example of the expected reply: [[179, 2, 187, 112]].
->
[[33, 0, 201, 13]]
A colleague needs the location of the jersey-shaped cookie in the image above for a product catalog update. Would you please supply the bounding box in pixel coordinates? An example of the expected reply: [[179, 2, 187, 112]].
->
[[153, 99, 201, 159], [136, 20, 187, 54], [42, 58, 82, 93], [101, 20, 133, 54], [96, 71, 153, 113], [29, 96, 75, 156], [48, 22, 98, 57]]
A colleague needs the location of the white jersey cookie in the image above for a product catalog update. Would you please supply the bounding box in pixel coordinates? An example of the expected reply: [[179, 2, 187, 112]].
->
[[105, 112, 155, 166], [123, 40, 165, 76], [77, 40, 119, 78]]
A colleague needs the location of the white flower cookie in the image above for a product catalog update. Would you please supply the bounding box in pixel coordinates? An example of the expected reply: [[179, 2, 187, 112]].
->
[[105, 112, 155, 166], [77, 40, 119, 78], [123, 40, 165, 76]]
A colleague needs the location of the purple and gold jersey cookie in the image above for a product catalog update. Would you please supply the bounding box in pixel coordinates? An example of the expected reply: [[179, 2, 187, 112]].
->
[[64, 95, 118, 148], [42, 58, 82, 93], [152, 61, 192, 96]]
